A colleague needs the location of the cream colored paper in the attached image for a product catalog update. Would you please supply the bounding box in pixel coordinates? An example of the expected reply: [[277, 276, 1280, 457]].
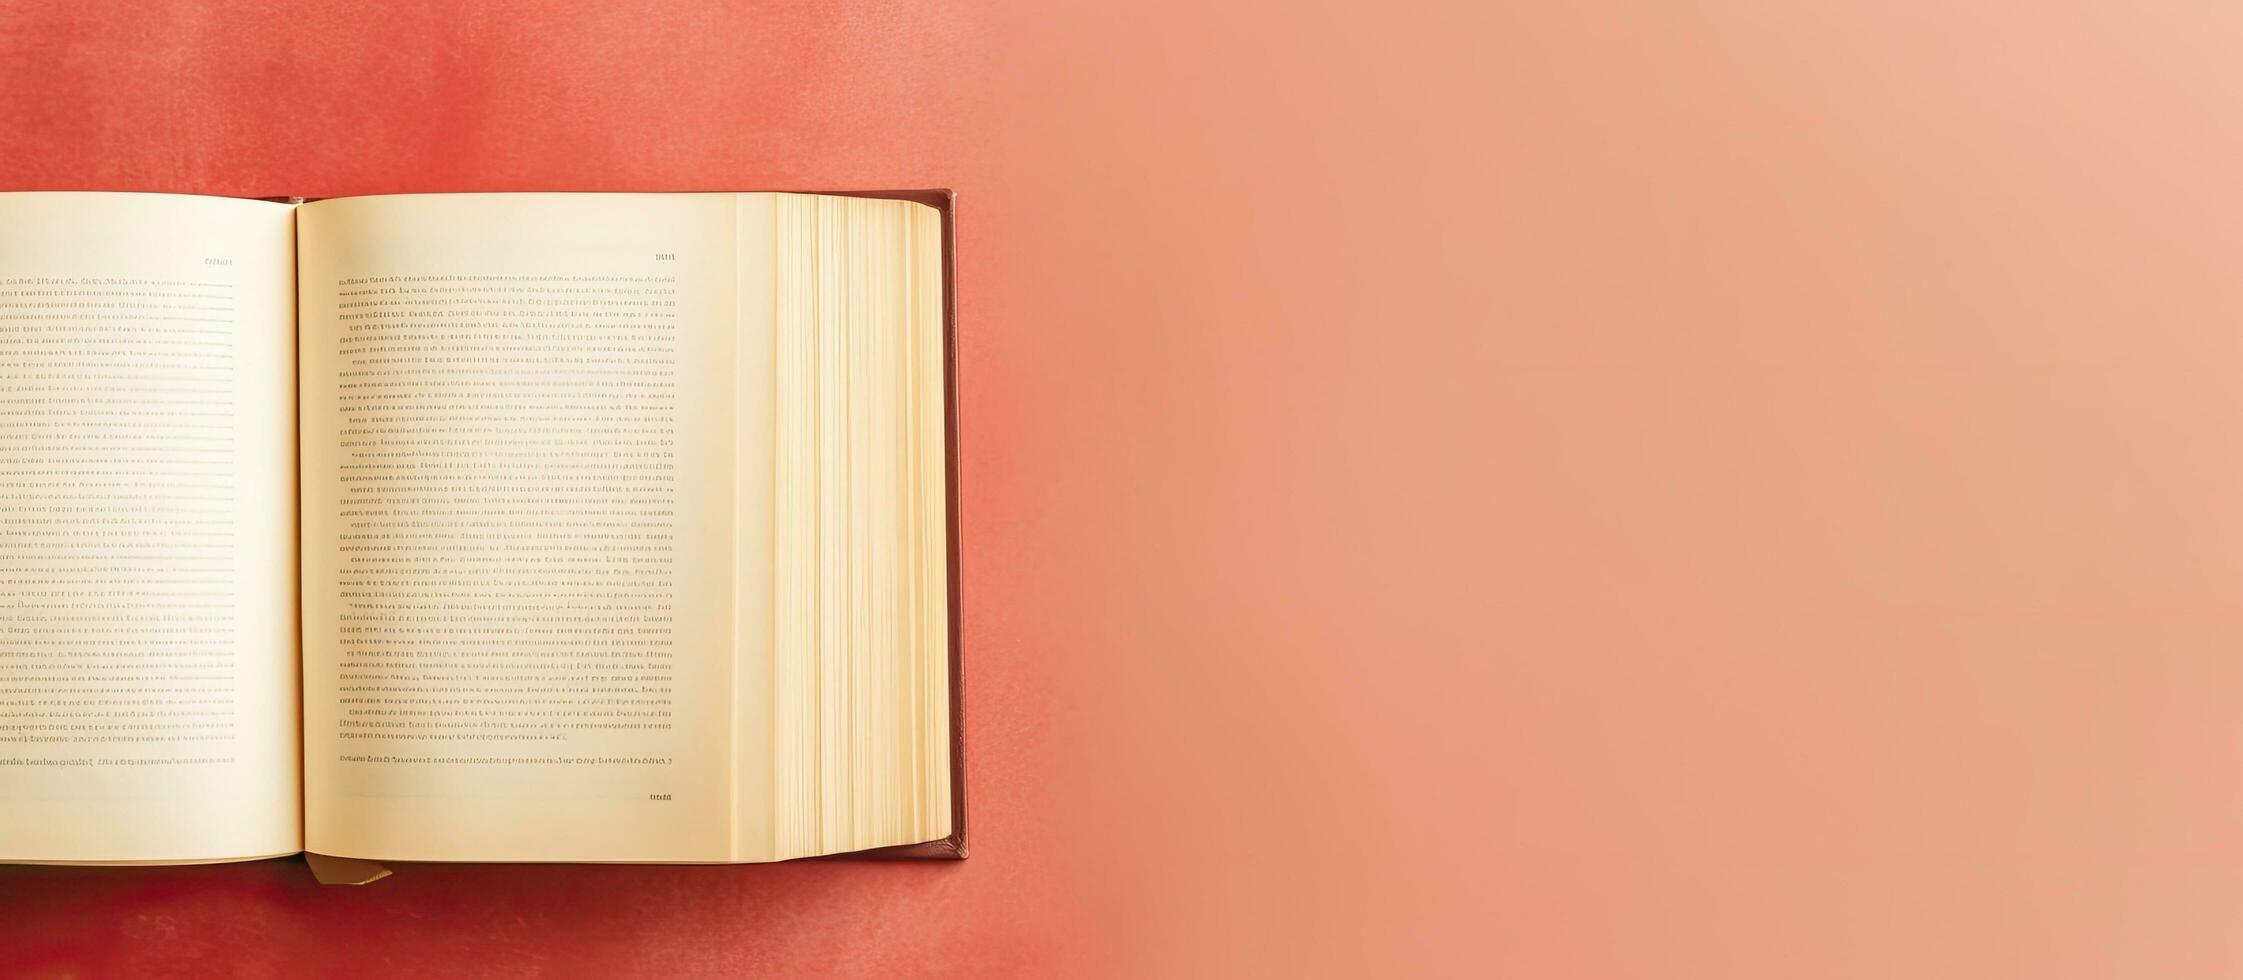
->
[[0, 193, 300, 862], [296, 194, 741, 861], [0, 191, 947, 865]]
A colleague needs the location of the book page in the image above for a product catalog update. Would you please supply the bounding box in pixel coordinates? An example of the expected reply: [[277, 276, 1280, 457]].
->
[[295, 194, 748, 861], [761, 193, 952, 859], [0, 193, 300, 862]]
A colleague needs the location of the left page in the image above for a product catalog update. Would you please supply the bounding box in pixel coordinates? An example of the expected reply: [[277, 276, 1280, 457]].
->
[[0, 193, 301, 863]]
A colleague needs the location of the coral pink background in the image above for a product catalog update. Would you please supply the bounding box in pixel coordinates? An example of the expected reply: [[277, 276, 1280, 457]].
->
[[7, 0, 2243, 975]]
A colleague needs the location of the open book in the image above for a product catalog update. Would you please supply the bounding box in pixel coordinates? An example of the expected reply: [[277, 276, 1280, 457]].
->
[[0, 191, 961, 869]]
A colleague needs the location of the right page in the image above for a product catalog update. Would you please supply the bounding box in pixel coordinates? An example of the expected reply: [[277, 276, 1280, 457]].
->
[[297, 193, 949, 863], [296, 194, 743, 861]]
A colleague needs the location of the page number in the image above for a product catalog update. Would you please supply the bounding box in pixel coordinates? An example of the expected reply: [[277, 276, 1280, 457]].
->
[[654, 253, 676, 261]]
